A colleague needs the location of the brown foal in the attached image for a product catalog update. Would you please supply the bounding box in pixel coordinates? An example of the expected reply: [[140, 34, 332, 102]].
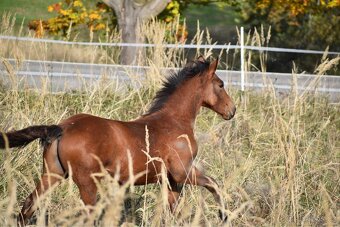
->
[[0, 56, 236, 225]]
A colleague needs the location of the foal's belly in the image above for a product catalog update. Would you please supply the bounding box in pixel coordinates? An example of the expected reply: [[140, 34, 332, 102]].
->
[[105, 148, 163, 185]]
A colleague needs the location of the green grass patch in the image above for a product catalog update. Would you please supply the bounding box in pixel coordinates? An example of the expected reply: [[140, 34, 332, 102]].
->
[[183, 3, 240, 42], [0, 0, 57, 27]]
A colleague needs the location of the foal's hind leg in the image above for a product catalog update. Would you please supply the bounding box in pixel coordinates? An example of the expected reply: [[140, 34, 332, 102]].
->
[[73, 171, 98, 208], [171, 166, 228, 222], [18, 173, 63, 225], [18, 141, 65, 226], [71, 168, 98, 224], [70, 158, 100, 210]]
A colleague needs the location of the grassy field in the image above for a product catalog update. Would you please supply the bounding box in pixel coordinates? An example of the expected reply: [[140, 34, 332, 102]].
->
[[184, 3, 239, 43], [0, 64, 339, 226], [0, 0, 57, 28], [0, 15, 339, 227]]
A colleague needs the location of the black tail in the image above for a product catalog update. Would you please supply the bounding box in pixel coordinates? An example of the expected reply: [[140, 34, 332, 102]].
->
[[0, 125, 62, 149]]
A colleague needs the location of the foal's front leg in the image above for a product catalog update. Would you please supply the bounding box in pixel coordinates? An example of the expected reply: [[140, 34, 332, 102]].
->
[[171, 166, 228, 222], [167, 176, 182, 213]]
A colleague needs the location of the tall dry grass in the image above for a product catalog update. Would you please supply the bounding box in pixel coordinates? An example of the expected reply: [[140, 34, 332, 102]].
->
[[0, 12, 122, 64], [0, 14, 339, 227]]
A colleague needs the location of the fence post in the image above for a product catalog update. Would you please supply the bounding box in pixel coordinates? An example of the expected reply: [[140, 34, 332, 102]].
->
[[240, 27, 245, 91]]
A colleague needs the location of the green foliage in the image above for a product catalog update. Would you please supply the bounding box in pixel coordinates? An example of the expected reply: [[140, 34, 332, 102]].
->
[[0, 0, 57, 27], [28, 0, 114, 37], [228, 0, 340, 73], [28, 0, 228, 39], [233, 0, 340, 51], [158, 1, 181, 23]]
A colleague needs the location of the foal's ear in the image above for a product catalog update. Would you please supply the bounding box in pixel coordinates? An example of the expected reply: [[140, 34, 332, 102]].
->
[[197, 55, 205, 62], [207, 57, 219, 79]]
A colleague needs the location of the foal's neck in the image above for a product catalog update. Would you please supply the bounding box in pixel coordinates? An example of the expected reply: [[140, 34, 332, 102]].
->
[[161, 78, 203, 128]]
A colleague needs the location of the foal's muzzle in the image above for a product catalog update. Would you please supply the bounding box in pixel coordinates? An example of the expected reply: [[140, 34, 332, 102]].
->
[[224, 106, 236, 120]]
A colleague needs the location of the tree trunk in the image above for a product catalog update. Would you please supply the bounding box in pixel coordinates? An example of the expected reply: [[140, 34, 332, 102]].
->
[[117, 2, 140, 65], [103, 0, 170, 65]]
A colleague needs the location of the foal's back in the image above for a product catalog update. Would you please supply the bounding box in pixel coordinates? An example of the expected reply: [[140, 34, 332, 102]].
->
[[57, 113, 188, 184]]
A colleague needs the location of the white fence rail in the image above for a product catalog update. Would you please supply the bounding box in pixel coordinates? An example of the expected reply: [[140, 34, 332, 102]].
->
[[1, 35, 340, 55], [1, 35, 339, 101], [1, 59, 339, 101]]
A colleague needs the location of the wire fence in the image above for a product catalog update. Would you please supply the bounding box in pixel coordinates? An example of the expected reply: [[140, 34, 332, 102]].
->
[[0, 33, 339, 100], [1, 35, 340, 55], [1, 58, 339, 100]]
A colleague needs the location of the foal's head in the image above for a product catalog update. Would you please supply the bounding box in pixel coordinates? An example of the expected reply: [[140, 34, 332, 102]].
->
[[199, 57, 236, 120], [145, 56, 236, 120]]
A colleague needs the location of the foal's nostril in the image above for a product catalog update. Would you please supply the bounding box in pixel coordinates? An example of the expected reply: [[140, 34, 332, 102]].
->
[[228, 106, 236, 119], [225, 104, 236, 120]]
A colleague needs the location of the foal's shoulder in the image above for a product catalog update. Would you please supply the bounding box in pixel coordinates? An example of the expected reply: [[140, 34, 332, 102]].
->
[[60, 113, 99, 123]]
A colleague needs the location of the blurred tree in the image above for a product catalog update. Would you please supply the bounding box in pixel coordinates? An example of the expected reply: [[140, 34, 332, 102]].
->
[[102, 0, 170, 64], [233, 0, 340, 48], [29, 0, 227, 64], [231, 0, 340, 73], [28, 0, 339, 73], [102, 0, 221, 64]]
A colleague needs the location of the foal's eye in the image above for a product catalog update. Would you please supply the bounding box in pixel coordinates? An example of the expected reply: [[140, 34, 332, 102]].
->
[[219, 83, 224, 88]]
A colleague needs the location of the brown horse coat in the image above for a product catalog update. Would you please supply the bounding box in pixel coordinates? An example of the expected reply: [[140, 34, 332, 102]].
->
[[0, 56, 236, 225]]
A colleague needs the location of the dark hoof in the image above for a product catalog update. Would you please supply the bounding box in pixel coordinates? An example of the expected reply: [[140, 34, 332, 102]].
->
[[219, 210, 228, 223], [17, 214, 25, 227]]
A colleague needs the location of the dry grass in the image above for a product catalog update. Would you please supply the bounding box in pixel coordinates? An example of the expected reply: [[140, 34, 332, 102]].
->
[[0, 12, 122, 64], [0, 15, 339, 227]]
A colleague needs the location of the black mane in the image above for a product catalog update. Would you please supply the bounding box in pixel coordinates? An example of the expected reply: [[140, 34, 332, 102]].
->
[[145, 59, 210, 115]]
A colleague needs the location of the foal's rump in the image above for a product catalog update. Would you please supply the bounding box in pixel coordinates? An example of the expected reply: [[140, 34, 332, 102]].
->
[[56, 114, 132, 172], [0, 125, 62, 149], [57, 113, 163, 184]]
